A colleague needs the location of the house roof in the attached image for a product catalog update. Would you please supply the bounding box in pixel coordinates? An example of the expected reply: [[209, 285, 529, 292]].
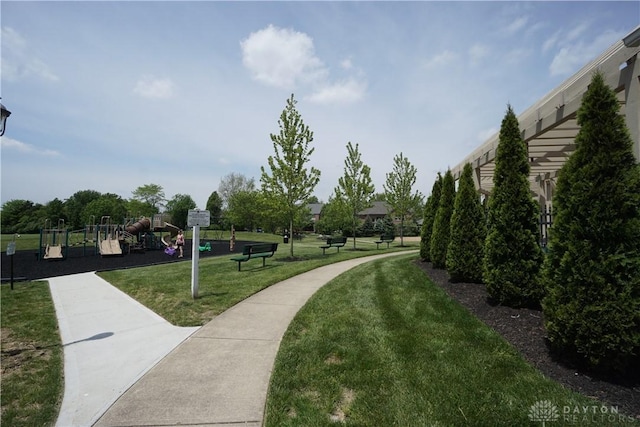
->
[[358, 201, 390, 216], [307, 203, 324, 215]]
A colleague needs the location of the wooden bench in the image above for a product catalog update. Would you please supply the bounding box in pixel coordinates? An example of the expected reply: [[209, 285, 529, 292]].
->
[[319, 236, 347, 255], [230, 243, 278, 271], [374, 235, 395, 249]]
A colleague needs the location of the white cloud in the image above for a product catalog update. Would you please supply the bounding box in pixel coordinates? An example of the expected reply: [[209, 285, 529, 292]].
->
[[549, 29, 625, 77], [240, 24, 326, 89], [542, 30, 561, 53], [505, 16, 528, 35], [468, 44, 489, 65], [133, 75, 175, 99], [1, 137, 61, 157], [306, 79, 367, 105], [422, 50, 458, 69], [1, 26, 59, 82], [340, 58, 353, 70]]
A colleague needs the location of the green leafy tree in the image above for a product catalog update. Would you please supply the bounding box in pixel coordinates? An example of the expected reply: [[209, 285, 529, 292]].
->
[[446, 163, 486, 283], [430, 170, 455, 269], [132, 184, 166, 211], [206, 191, 223, 227], [1, 199, 42, 234], [542, 72, 640, 374], [65, 190, 101, 229], [81, 193, 127, 226], [335, 142, 375, 249], [383, 152, 423, 246], [165, 194, 196, 229], [420, 173, 442, 261], [227, 190, 260, 231], [125, 199, 157, 220], [218, 173, 255, 209], [44, 198, 67, 225], [316, 194, 350, 236], [484, 105, 543, 307], [260, 94, 321, 257]]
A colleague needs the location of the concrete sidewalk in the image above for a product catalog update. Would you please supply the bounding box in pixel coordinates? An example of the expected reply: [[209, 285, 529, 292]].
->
[[51, 251, 415, 427], [48, 272, 199, 427]]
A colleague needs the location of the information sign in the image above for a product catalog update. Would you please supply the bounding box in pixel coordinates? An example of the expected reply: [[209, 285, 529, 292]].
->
[[187, 209, 210, 227]]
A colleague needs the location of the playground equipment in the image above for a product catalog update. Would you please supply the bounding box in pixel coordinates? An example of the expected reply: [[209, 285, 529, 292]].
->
[[40, 219, 68, 260], [97, 216, 123, 256]]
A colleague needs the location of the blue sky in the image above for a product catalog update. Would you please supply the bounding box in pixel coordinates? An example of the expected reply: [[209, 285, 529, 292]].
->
[[2, 1, 638, 209]]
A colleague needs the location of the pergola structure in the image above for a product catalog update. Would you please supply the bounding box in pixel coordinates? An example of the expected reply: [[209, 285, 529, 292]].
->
[[451, 26, 640, 209]]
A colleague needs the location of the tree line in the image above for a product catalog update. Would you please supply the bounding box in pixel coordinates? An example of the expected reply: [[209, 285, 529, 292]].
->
[[419, 72, 640, 377]]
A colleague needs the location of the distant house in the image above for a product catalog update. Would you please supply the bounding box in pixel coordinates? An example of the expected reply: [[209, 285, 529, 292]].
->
[[308, 203, 324, 224], [357, 201, 391, 221], [306, 201, 392, 225]]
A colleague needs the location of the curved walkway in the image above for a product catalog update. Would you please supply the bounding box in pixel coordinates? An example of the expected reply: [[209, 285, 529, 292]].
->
[[49, 251, 416, 427]]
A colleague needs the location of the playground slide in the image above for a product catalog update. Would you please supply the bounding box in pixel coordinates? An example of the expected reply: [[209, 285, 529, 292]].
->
[[99, 238, 123, 256], [161, 223, 181, 247], [43, 244, 64, 260]]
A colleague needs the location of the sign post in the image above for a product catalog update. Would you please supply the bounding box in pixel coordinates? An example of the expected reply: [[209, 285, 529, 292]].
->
[[187, 209, 210, 299]]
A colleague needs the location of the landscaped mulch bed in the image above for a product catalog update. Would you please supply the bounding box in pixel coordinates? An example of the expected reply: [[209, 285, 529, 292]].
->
[[414, 259, 640, 420]]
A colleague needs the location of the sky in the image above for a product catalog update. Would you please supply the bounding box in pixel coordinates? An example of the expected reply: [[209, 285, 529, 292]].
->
[[1, 1, 639, 210]]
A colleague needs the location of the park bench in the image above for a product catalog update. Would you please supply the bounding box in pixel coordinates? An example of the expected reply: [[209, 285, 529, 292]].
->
[[230, 243, 278, 271], [374, 235, 395, 249], [199, 241, 211, 252], [319, 236, 347, 255]]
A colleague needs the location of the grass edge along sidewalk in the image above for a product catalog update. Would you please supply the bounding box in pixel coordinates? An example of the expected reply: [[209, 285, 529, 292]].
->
[[265, 254, 639, 427]]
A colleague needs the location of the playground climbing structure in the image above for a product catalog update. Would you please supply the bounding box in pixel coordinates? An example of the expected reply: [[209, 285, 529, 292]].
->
[[40, 219, 67, 260]]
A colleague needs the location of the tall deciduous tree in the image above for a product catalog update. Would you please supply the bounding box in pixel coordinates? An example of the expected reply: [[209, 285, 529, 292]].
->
[[227, 190, 260, 231], [430, 170, 455, 269], [383, 152, 423, 246], [206, 191, 223, 227], [483, 105, 543, 307], [420, 173, 442, 261], [542, 72, 640, 374], [165, 194, 196, 230], [65, 190, 101, 229], [446, 163, 486, 283], [218, 173, 255, 209], [82, 193, 127, 226], [335, 142, 375, 249], [261, 94, 321, 257], [132, 184, 165, 211]]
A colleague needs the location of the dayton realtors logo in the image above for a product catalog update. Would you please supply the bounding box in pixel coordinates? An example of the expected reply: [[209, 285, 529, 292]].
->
[[529, 400, 559, 426], [528, 400, 636, 425]]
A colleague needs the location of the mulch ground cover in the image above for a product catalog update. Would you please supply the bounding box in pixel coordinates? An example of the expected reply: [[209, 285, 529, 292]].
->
[[0, 239, 258, 281], [414, 260, 640, 420], [2, 246, 637, 419]]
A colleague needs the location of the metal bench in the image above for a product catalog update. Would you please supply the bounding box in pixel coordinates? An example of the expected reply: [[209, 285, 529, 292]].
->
[[319, 236, 347, 255], [230, 243, 278, 271], [374, 235, 395, 249]]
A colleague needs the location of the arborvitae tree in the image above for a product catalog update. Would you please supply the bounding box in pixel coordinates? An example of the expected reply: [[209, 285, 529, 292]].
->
[[446, 163, 486, 283], [542, 72, 640, 374], [430, 170, 455, 269], [420, 173, 442, 261], [483, 105, 543, 307]]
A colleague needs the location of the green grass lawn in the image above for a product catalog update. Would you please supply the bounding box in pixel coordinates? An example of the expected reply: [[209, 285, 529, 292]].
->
[[3, 234, 633, 426], [1, 281, 63, 427], [98, 233, 419, 326], [265, 254, 638, 426]]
